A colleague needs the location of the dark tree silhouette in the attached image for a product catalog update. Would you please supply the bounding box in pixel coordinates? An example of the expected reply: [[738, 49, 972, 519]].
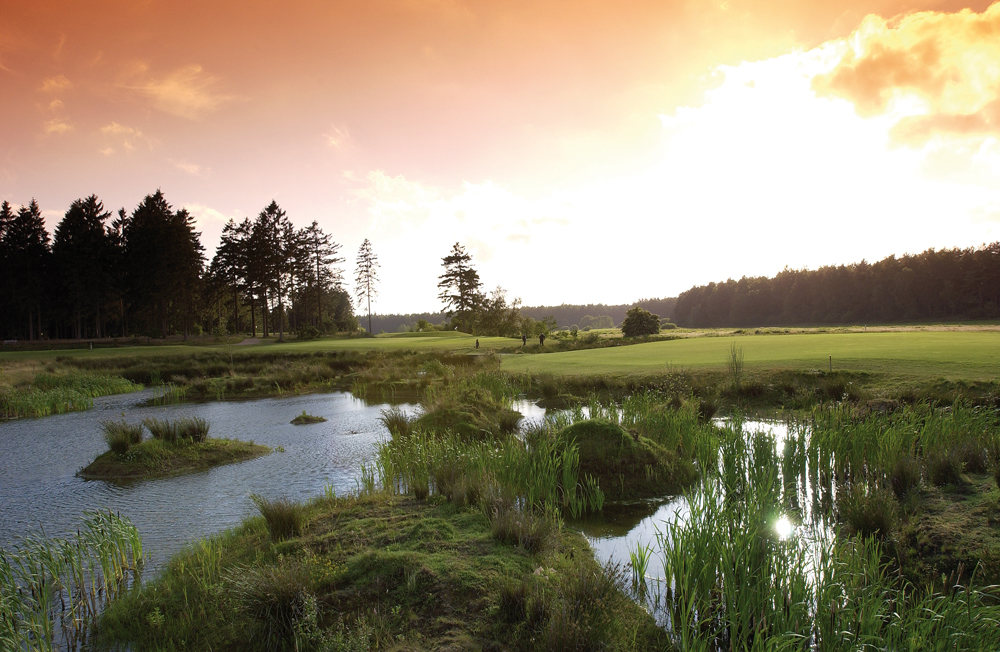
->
[[52, 196, 116, 339], [437, 243, 483, 333], [4, 200, 50, 340], [301, 221, 343, 330], [354, 239, 379, 335]]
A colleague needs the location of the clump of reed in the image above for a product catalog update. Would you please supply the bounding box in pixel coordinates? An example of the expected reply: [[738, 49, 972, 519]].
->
[[142, 416, 210, 443], [379, 406, 413, 438], [226, 561, 310, 650], [889, 454, 922, 500], [926, 450, 964, 487], [542, 562, 633, 652], [837, 483, 898, 540], [101, 419, 144, 454], [251, 494, 305, 541], [487, 497, 555, 553], [0, 511, 143, 651]]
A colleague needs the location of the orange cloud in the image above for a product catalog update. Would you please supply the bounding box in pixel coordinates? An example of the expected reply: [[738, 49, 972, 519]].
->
[[43, 118, 72, 134], [100, 122, 153, 151], [38, 74, 72, 92], [121, 63, 234, 119], [814, 2, 1000, 143]]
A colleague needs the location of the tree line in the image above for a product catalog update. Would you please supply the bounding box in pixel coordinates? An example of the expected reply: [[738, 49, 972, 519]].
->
[[673, 243, 1000, 328], [0, 191, 363, 341]]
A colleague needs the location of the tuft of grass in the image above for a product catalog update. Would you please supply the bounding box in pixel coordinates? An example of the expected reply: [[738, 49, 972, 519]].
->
[[927, 450, 965, 487], [838, 483, 898, 540], [179, 416, 210, 442], [251, 494, 305, 541], [101, 419, 144, 454], [488, 499, 555, 553], [889, 454, 922, 500], [143, 417, 178, 443], [226, 561, 310, 650], [379, 406, 412, 438]]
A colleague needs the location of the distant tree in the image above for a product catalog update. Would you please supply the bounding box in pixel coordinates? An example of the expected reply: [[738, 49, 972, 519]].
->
[[123, 191, 204, 338], [477, 286, 522, 337], [4, 200, 51, 339], [250, 201, 302, 341], [52, 196, 116, 339], [301, 221, 343, 330], [620, 307, 660, 337], [354, 239, 380, 335], [437, 243, 483, 333]]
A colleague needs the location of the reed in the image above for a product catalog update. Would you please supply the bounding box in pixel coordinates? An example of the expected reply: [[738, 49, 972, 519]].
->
[[101, 419, 144, 454], [251, 494, 306, 541], [0, 373, 141, 419], [0, 511, 143, 652]]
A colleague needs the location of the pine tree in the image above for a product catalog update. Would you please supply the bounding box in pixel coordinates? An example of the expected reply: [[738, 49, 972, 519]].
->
[[437, 243, 483, 333], [354, 239, 379, 335]]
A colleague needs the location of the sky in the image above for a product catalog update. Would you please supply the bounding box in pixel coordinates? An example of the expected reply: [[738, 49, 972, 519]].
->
[[2, 0, 1000, 314]]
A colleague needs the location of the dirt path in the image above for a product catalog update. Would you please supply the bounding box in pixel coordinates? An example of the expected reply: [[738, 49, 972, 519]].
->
[[236, 337, 260, 346]]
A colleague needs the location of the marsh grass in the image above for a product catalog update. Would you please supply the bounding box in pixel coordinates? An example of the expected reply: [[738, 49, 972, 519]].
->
[[1, 373, 141, 419], [837, 483, 898, 540], [0, 511, 143, 652], [226, 561, 310, 650], [101, 419, 144, 454], [251, 494, 305, 541], [143, 417, 178, 442]]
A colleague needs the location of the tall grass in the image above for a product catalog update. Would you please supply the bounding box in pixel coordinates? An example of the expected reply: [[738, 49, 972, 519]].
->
[[251, 494, 306, 541], [101, 419, 144, 454], [655, 423, 1000, 650], [1, 373, 141, 419], [142, 416, 210, 443], [0, 511, 144, 652]]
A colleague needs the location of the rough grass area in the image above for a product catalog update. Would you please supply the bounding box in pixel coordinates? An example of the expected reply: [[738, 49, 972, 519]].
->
[[79, 437, 271, 481], [0, 370, 142, 419], [900, 472, 1000, 586], [557, 419, 697, 500], [93, 494, 664, 652]]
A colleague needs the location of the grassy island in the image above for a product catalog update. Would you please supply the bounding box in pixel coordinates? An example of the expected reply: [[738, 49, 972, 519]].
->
[[291, 411, 327, 425], [79, 417, 270, 481]]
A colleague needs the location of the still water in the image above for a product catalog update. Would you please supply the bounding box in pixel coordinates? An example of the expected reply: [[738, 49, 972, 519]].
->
[[0, 390, 418, 571]]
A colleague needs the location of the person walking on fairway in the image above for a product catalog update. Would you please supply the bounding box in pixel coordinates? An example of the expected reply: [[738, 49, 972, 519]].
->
[[521, 334, 527, 347], [539, 333, 545, 346], [475, 339, 479, 349]]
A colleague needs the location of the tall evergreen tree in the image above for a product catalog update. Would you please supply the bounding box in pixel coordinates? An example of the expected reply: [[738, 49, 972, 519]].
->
[[4, 200, 51, 340], [437, 243, 482, 333], [123, 191, 204, 338], [301, 221, 343, 329], [354, 239, 379, 335], [52, 196, 114, 338], [250, 201, 302, 342]]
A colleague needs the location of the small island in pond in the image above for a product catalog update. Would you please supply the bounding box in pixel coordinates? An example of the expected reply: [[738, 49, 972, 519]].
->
[[291, 411, 327, 425], [79, 416, 270, 481]]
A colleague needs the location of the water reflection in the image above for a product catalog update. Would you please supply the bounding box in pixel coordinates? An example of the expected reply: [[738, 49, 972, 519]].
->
[[0, 390, 416, 572]]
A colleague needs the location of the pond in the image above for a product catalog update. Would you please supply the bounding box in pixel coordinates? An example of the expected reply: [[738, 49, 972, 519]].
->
[[0, 390, 419, 571]]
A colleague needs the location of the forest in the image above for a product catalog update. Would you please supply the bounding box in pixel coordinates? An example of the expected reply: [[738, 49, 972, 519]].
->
[[673, 243, 1000, 328], [0, 192, 354, 342]]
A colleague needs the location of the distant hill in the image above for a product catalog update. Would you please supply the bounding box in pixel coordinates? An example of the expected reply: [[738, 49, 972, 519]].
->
[[364, 298, 677, 333]]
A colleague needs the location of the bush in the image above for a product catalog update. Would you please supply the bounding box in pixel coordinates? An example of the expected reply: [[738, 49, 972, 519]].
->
[[620, 307, 660, 337], [251, 494, 305, 541], [101, 420, 144, 454], [838, 484, 897, 540], [296, 323, 320, 341]]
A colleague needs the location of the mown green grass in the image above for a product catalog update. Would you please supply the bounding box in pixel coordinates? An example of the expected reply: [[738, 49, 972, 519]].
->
[[0, 332, 517, 363], [503, 331, 1000, 380]]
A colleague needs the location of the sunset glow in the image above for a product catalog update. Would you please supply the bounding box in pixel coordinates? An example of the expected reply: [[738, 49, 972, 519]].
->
[[3, 0, 999, 312]]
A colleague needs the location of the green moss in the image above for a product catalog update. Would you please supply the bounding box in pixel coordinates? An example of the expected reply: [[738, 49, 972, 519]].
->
[[558, 419, 697, 500], [78, 437, 271, 481]]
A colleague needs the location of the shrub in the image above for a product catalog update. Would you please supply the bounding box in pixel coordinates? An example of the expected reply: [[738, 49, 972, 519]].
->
[[620, 307, 660, 337], [296, 323, 320, 341], [101, 420, 144, 454], [251, 494, 305, 541], [837, 484, 897, 540], [889, 455, 921, 500]]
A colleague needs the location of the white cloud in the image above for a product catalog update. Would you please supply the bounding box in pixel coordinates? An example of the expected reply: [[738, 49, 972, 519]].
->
[[122, 63, 235, 119]]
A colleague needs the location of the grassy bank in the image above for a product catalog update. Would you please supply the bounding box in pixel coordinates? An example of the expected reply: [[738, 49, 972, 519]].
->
[[94, 492, 664, 651]]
